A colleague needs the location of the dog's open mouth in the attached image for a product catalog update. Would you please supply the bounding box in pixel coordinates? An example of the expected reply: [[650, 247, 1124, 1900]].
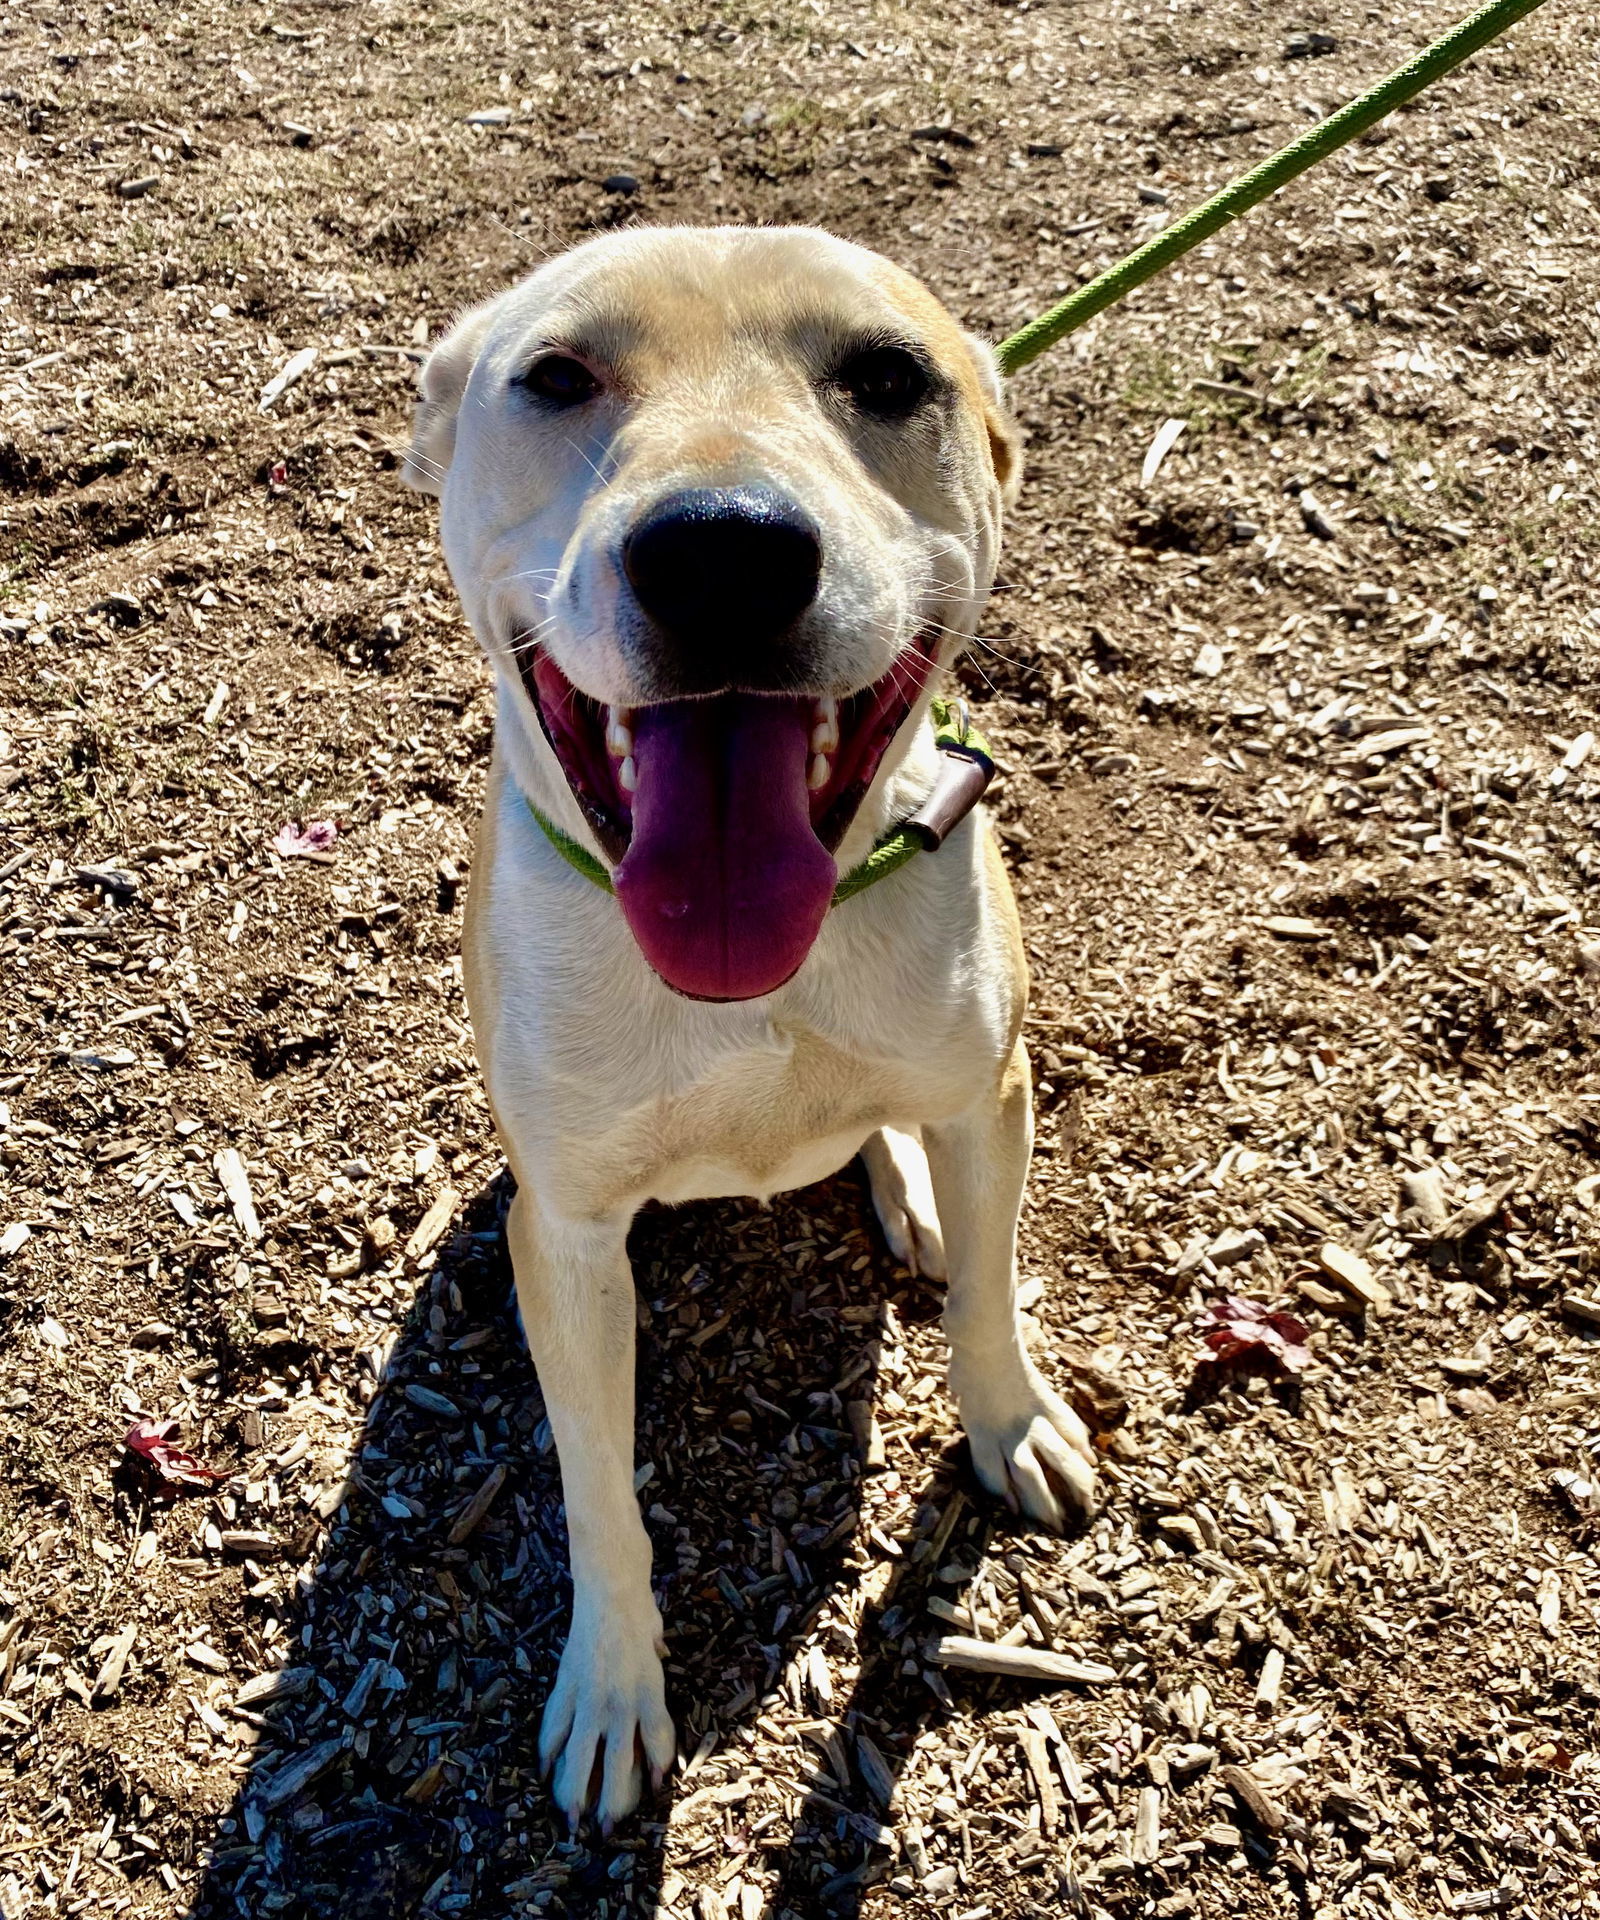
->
[[522, 635, 939, 1002]]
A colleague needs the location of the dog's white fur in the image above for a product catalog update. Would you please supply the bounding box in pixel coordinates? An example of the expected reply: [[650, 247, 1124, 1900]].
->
[[407, 227, 1096, 1828]]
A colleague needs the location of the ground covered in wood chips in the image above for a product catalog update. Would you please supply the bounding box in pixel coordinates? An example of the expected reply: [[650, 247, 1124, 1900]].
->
[[2, 1, 1599, 1918]]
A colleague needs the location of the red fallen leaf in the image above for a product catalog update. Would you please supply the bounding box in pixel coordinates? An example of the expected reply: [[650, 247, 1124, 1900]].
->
[[1194, 1295, 1312, 1378], [272, 818, 338, 857], [123, 1418, 228, 1490], [267, 460, 289, 490]]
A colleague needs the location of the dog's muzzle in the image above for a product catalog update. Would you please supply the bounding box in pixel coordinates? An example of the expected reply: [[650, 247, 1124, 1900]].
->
[[621, 486, 823, 696]]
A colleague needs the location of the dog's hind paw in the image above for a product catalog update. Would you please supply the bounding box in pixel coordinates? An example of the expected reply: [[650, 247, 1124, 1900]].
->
[[862, 1127, 947, 1279], [539, 1605, 675, 1831]]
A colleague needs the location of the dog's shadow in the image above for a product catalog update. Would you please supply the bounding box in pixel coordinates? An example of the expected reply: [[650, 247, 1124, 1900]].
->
[[184, 1163, 1012, 1920]]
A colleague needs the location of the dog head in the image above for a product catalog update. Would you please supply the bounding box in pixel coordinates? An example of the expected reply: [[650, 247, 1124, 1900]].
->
[[406, 225, 1019, 1002]]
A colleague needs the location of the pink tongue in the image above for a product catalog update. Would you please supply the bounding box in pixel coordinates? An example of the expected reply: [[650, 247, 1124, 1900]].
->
[[614, 694, 837, 1000]]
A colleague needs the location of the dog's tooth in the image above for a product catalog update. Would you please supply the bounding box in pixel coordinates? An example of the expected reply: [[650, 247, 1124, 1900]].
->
[[605, 709, 634, 759], [618, 754, 638, 794], [810, 713, 839, 755], [808, 752, 831, 793]]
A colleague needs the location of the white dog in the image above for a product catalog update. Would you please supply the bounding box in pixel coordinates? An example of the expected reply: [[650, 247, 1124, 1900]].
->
[[404, 226, 1097, 1829]]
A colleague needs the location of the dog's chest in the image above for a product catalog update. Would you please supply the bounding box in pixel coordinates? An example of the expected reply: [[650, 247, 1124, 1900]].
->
[[546, 1019, 941, 1211]]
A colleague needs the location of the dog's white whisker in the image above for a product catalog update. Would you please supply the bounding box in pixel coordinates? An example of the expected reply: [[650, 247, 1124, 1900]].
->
[[505, 615, 559, 661], [388, 426, 446, 473], [965, 633, 1024, 668], [563, 434, 613, 487], [918, 582, 1006, 604], [485, 208, 559, 266], [911, 606, 1024, 671]]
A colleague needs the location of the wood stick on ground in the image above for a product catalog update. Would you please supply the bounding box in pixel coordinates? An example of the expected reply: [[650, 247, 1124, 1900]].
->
[[1220, 1762, 1286, 1835], [1017, 1725, 1060, 1836], [447, 1463, 508, 1545], [90, 1624, 138, 1704], [929, 1636, 1117, 1685]]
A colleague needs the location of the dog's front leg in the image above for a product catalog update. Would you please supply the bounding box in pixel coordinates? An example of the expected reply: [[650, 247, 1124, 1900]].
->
[[507, 1188, 674, 1828], [924, 1038, 1098, 1529]]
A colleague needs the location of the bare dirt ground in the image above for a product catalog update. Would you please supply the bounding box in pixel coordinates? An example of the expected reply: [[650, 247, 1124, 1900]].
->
[[2, 1, 1599, 1917]]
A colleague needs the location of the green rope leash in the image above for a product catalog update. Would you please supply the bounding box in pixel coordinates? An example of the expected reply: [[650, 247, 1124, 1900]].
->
[[830, 695, 990, 901], [525, 696, 991, 906], [828, 827, 923, 904], [529, 807, 617, 894], [995, 0, 1552, 377]]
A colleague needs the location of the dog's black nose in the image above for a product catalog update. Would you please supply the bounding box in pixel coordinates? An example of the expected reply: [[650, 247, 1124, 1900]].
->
[[623, 487, 822, 653]]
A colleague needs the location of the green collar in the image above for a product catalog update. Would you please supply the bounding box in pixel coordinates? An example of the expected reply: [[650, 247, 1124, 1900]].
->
[[525, 695, 994, 907]]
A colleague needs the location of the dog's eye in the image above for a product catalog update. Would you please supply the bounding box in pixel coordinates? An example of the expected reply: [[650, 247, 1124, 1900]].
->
[[520, 354, 601, 408], [835, 346, 931, 418]]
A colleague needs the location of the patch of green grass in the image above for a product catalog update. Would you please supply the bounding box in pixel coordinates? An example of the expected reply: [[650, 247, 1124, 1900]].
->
[[767, 96, 828, 134], [1274, 341, 1333, 409], [1504, 505, 1599, 560], [39, 773, 96, 832], [0, 544, 42, 586], [191, 235, 250, 281], [29, 708, 134, 834], [706, 0, 820, 43], [1115, 346, 1260, 445], [1119, 345, 1191, 415], [1359, 481, 1435, 535], [0, 1420, 65, 1571]]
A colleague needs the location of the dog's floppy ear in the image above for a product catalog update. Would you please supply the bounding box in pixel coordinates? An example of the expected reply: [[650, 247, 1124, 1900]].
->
[[402, 295, 505, 496], [963, 333, 1023, 508]]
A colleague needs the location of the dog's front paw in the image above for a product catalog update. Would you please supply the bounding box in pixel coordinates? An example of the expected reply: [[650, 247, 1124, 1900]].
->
[[953, 1362, 1098, 1531], [539, 1601, 675, 1831]]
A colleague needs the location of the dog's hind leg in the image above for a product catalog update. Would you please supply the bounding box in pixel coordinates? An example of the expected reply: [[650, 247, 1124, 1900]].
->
[[922, 1038, 1097, 1529], [507, 1187, 675, 1829], [861, 1125, 947, 1279]]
